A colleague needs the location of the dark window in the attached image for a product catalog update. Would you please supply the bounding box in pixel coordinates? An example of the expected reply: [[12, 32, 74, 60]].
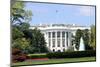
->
[[63, 49, 65, 52], [49, 39, 51, 47], [52, 32, 55, 38], [57, 39, 60, 47], [53, 49, 55, 52], [48, 32, 51, 38], [57, 31, 60, 38], [66, 32, 68, 46], [62, 32, 65, 37], [62, 39, 65, 47], [52, 39, 55, 47], [58, 50, 61, 52]]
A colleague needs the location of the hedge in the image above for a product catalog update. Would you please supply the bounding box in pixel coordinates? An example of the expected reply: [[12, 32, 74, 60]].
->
[[27, 53, 47, 59], [46, 50, 96, 59]]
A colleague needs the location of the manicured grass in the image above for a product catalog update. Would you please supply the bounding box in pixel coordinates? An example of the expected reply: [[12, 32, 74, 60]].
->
[[12, 57, 96, 66]]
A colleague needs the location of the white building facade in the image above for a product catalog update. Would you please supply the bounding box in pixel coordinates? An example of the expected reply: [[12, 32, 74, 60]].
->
[[30, 24, 90, 52]]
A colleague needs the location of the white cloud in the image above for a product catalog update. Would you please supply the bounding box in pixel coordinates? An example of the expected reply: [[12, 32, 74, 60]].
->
[[78, 6, 95, 16]]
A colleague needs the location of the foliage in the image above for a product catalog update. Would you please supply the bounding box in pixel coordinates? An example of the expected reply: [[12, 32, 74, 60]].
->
[[66, 46, 74, 52], [75, 29, 82, 50], [11, 1, 48, 54], [12, 26, 24, 40], [12, 48, 27, 63], [90, 25, 96, 50], [11, 1, 33, 55], [11, 1, 25, 24], [27, 54, 47, 59], [75, 29, 94, 51], [83, 29, 93, 50], [30, 28, 49, 53], [11, 1, 33, 25], [46, 50, 96, 59], [12, 38, 30, 53]]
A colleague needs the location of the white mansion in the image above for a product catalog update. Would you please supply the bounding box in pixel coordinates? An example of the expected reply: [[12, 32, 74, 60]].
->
[[30, 24, 90, 52]]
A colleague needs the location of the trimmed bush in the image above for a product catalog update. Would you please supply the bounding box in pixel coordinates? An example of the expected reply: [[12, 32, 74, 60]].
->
[[27, 54, 47, 59], [46, 50, 96, 59]]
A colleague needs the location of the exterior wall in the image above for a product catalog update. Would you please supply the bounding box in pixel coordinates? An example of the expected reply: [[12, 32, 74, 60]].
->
[[30, 24, 90, 52]]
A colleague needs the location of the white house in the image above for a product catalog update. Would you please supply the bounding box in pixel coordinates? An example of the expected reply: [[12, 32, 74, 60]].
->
[[30, 24, 90, 52]]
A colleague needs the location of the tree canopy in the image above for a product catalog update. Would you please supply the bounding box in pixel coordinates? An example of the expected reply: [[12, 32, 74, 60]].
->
[[11, 1, 48, 54]]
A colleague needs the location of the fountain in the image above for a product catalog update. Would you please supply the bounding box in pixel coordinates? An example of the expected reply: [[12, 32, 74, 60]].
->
[[79, 37, 85, 51]]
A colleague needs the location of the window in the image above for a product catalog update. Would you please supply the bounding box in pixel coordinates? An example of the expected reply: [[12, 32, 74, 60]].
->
[[57, 31, 60, 38], [53, 49, 55, 52], [66, 32, 68, 46], [49, 39, 51, 47], [52, 39, 55, 47], [62, 32, 65, 37], [52, 32, 55, 38], [48, 32, 51, 38], [58, 50, 61, 52], [57, 39, 60, 47], [63, 49, 65, 52], [62, 39, 65, 47]]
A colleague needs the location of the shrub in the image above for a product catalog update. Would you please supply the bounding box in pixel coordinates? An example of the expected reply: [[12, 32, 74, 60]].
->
[[27, 54, 47, 59], [12, 48, 27, 63], [46, 50, 96, 59]]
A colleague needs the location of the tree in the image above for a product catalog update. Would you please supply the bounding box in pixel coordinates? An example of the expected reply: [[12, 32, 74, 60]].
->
[[11, 1, 25, 24], [11, 1, 33, 25], [75, 29, 82, 50], [82, 29, 93, 50], [31, 28, 48, 53], [90, 25, 96, 50], [12, 38, 30, 53], [11, 1, 33, 54], [24, 10, 33, 23]]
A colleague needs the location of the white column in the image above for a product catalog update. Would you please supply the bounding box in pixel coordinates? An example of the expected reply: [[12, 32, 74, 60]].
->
[[46, 32, 48, 47], [65, 31, 67, 49]]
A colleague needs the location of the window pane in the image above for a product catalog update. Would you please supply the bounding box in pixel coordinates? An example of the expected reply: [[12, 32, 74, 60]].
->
[[62, 39, 65, 47], [52, 32, 55, 38], [57, 39, 60, 47], [49, 39, 51, 47], [66, 32, 68, 46], [57, 31, 60, 38], [48, 32, 51, 38], [62, 32, 65, 37], [53, 49, 55, 52], [52, 39, 55, 47]]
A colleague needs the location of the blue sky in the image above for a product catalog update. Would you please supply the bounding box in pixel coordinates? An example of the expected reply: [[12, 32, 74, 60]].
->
[[24, 2, 95, 26]]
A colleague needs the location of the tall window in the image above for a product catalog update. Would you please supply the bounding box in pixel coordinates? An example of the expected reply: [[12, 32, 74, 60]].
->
[[62, 39, 65, 47], [57, 39, 60, 47], [57, 31, 60, 38], [52, 32, 55, 38], [48, 32, 51, 38], [66, 32, 68, 46], [62, 32, 65, 38], [52, 39, 55, 47], [49, 39, 51, 47], [63, 49, 65, 52]]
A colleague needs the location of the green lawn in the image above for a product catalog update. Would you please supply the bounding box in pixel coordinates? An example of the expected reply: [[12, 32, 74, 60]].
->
[[12, 57, 96, 66]]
